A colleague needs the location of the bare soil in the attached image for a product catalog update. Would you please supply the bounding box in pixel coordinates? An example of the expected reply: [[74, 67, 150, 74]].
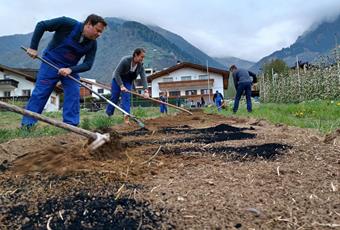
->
[[0, 110, 339, 229]]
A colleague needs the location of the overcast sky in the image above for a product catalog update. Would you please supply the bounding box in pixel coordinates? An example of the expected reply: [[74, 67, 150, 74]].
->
[[1, 0, 340, 61]]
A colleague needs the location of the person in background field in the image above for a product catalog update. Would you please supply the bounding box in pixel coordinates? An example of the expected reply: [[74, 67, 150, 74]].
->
[[106, 48, 150, 124], [159, 92, 168, 115], [176, 95, 181, 107], [201, 96, 205, 107], [22, 14, 107, 128], [213, 90, 224, 112], [229, 64, 257, 113], [197, 101, 201, 108], [190, 100, 195, 108]]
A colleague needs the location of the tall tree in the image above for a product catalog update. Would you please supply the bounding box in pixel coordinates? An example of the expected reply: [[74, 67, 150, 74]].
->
[[262, 59, 289, 78]]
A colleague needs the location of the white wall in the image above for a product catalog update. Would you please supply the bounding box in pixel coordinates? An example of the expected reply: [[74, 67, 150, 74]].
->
[[0, 71, 60, 111], [44, 94, 60, 112], [151, 67, 224, 98]]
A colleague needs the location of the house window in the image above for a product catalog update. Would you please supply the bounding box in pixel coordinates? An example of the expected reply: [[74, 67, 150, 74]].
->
[[22, 89, 31, 96], [163, 77, 173, 82], [50, 96, 56, 105], [145, 69, 153, 75], [199, 75, 208, 80], [97, 88, 104, 94], [4, 91, 11, 97], [185, 90, 197, 96], [181, 76, 191, 81], [201, 89, 212, 95], [169, 91, 180, 97]]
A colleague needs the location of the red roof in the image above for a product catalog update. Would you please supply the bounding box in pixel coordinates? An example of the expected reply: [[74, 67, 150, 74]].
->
[[0, 64, 36, 82], [0, 64, 63, 93]]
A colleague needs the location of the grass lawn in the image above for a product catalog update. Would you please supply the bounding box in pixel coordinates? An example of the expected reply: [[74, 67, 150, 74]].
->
[[205, 99, 340, 134]]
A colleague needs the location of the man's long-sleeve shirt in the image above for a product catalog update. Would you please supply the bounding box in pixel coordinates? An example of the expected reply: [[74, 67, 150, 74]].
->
[[232, 68, 257, 88], [112, 56, 148, 89], [30, 16, 97, 74]]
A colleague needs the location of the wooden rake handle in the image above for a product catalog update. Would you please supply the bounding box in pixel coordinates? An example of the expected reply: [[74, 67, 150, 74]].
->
[[0, 101, 98, 140]]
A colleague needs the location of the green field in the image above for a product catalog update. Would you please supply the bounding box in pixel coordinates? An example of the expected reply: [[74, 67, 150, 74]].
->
[[205, 99, 340, 134]]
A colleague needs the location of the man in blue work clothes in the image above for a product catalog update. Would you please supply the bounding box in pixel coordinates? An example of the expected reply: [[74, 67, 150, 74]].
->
[[159, 92, 168, 115], [213, 90, 224, 112], [229, 65, 257, 113], [22, 14, 106, 128], [106, 48, 149, 124]]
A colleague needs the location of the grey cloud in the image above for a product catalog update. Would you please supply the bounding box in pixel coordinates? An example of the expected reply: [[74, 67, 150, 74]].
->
[[0, 0, 339, 61]]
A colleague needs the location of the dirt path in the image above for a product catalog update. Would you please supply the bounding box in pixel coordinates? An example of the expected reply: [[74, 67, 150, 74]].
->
[[0, 110, 339, 229]]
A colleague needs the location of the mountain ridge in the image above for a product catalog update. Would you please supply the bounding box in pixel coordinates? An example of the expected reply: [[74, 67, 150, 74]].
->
[[250, 15, 340, 72], [0, 17, 224, 83]]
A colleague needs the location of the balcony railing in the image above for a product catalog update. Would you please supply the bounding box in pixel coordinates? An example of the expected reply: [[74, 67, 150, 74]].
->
[[0, 96, 30, 102], [159, 79, 214, 90], [0, 79, 19, 89]]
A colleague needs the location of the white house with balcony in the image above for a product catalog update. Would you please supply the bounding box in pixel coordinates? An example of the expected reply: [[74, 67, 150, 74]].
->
[[0, 64, 61, 111], [148, 62, 229, 105]]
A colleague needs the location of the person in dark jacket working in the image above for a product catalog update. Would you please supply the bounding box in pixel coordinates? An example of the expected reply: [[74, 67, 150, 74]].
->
[[229, 65, 257, 113], [201, 96, 205, 107], [22, 14, 106, 127], [106, 48, 149, 124]]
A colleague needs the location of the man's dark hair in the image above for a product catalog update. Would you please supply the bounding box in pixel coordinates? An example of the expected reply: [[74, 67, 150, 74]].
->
[[229, 64, 237, 71], [133, 48, 146, 57], [84, 14, 107, 27]]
